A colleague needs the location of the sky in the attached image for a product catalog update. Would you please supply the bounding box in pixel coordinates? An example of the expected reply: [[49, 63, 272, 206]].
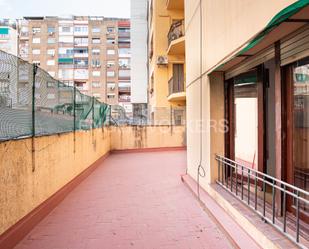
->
[[0, 0, 130, 19]]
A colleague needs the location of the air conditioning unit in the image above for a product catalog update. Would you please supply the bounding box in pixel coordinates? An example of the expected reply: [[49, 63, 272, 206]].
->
[[156, 56, 168, 66], [49, 32, 54, 36]]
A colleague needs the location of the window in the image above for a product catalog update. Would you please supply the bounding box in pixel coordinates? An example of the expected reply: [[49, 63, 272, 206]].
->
[[107, 93, 115, 99], [47, 93, 56, 100], [59, 36, 74, 43], [32, 27, 41, 33], [92, 82, 101, 88], [107, 71, 115, 77], [59, 47, 74, 56], [74, 26, 88, 33], [107, 49, 115, 55], [74, 37, 88, 46], [119, 70, 130, 78], [107, 60, 115, 68], [118, 48, 130, 57], [92, 27, 100, 33], [92, 38, 100, 44], [61, 26, 71, 33], [32, 38, 40, 44], [107, 38, 115, 44], [118, 27, 130, 33], [47, 49, 55, 56], [47, 82, 56, 88], [47, 38, 56, 44], [92, 59, 101, 67], [92, 71, 101, 77], [47, 60, 55, 66], [47, 26, 55, 34], [32, 49, 40, 55], [92, 48, 100, 55], [107, 27, 115, 33], [119, 58, 130, 68], [107, 83, 116, 90]]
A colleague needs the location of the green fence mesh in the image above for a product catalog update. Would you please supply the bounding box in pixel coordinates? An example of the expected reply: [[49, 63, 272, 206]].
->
[[0, 50, 111, 141]]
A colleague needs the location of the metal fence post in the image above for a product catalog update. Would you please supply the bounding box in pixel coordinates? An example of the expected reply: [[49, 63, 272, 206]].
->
[[73, 85, 76, 153], [32, 64, 37, 137], [31, 64, 38, 172]]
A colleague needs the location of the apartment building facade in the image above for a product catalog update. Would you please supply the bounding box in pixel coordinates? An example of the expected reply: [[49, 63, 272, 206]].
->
[[185, 0, 309, 247], [0, 20, 18, 56], [131, 0, 148, 123], [17, 16, 132, 116], [148, 0, 186, 125]]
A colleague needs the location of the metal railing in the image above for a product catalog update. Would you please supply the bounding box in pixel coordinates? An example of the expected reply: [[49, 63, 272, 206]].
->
[[216, 155, 309, 248], [168, 77, 184, 96], [168, 20, 184, 46]]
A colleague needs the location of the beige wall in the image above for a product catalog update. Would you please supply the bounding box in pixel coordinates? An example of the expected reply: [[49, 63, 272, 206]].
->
[[0, 125, 185, 235], [110, 125, 186, 150], [185, 0, 296, 186]]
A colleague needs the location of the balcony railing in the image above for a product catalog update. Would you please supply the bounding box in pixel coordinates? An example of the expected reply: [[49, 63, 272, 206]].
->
[[168, 20, 184, 46], [216, 155, 309, 248], [168, 77, 184, 96]]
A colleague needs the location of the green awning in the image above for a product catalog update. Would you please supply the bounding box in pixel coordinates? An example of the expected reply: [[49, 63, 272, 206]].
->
[[209, 0, 309, 74], [0, 27, 9, 35], [239, 0, 309, 55], [58, 58, 73, 64]]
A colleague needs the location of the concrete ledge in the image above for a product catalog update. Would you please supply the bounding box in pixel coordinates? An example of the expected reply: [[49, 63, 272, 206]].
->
[[181, 174, 262, 249], [181, 174, 297, 249], [111, 146, 187, 154], [0, 152, 110, 249]]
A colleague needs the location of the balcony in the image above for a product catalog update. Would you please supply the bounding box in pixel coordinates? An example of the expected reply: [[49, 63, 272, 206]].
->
[[167, 20, 185, 55], [168, 77, 186, 102], [166, 0, 184, 10]]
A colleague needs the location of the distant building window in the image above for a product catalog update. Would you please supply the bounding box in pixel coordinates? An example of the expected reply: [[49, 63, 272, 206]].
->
[[107, 38, 115, 44], [47, 60, 55, 66], [107, 60, 115, 68], [107, 93, 115, 99], [47, 26, 55, 34], [118, 48, 130, 57], [32, 38, 40, 44], [92, 38, 100, 44], [48, 38, 56, 44], [92, 48, 100, 55], [47, 82, 56, 88], [107, 83, 116, 90], [92, 82, 101, 88], [92, 71, 101, 77], [47, 93, 55, 99], [107, 27, 115, 33], [74, 26, 88, 32], [92, 27, 100, 33], [32, 27, 41, 33], [107, 49, 115, 55], [92, 59, 101, 67], [107, 71, 115, 77], [47, 49, 55, 56], [61, 26, 71, 33], [32, 49, 40, 55]]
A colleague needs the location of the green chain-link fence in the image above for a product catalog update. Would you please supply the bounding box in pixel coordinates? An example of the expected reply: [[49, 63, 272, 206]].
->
[[0, 50, 111, 141]]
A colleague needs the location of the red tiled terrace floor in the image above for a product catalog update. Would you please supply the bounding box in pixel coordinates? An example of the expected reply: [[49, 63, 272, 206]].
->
[[14, 150, 233, 249]]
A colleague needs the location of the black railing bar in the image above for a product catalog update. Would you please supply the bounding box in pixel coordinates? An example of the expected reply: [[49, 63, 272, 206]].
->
[[216, 155, 309, 197], [216, 180, 307, 249], [218, 159, 309, 204]]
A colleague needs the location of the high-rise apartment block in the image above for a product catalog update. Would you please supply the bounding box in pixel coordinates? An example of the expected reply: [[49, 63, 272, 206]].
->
[[17, 16, 132, 115], [0, 19, 18, 56]]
